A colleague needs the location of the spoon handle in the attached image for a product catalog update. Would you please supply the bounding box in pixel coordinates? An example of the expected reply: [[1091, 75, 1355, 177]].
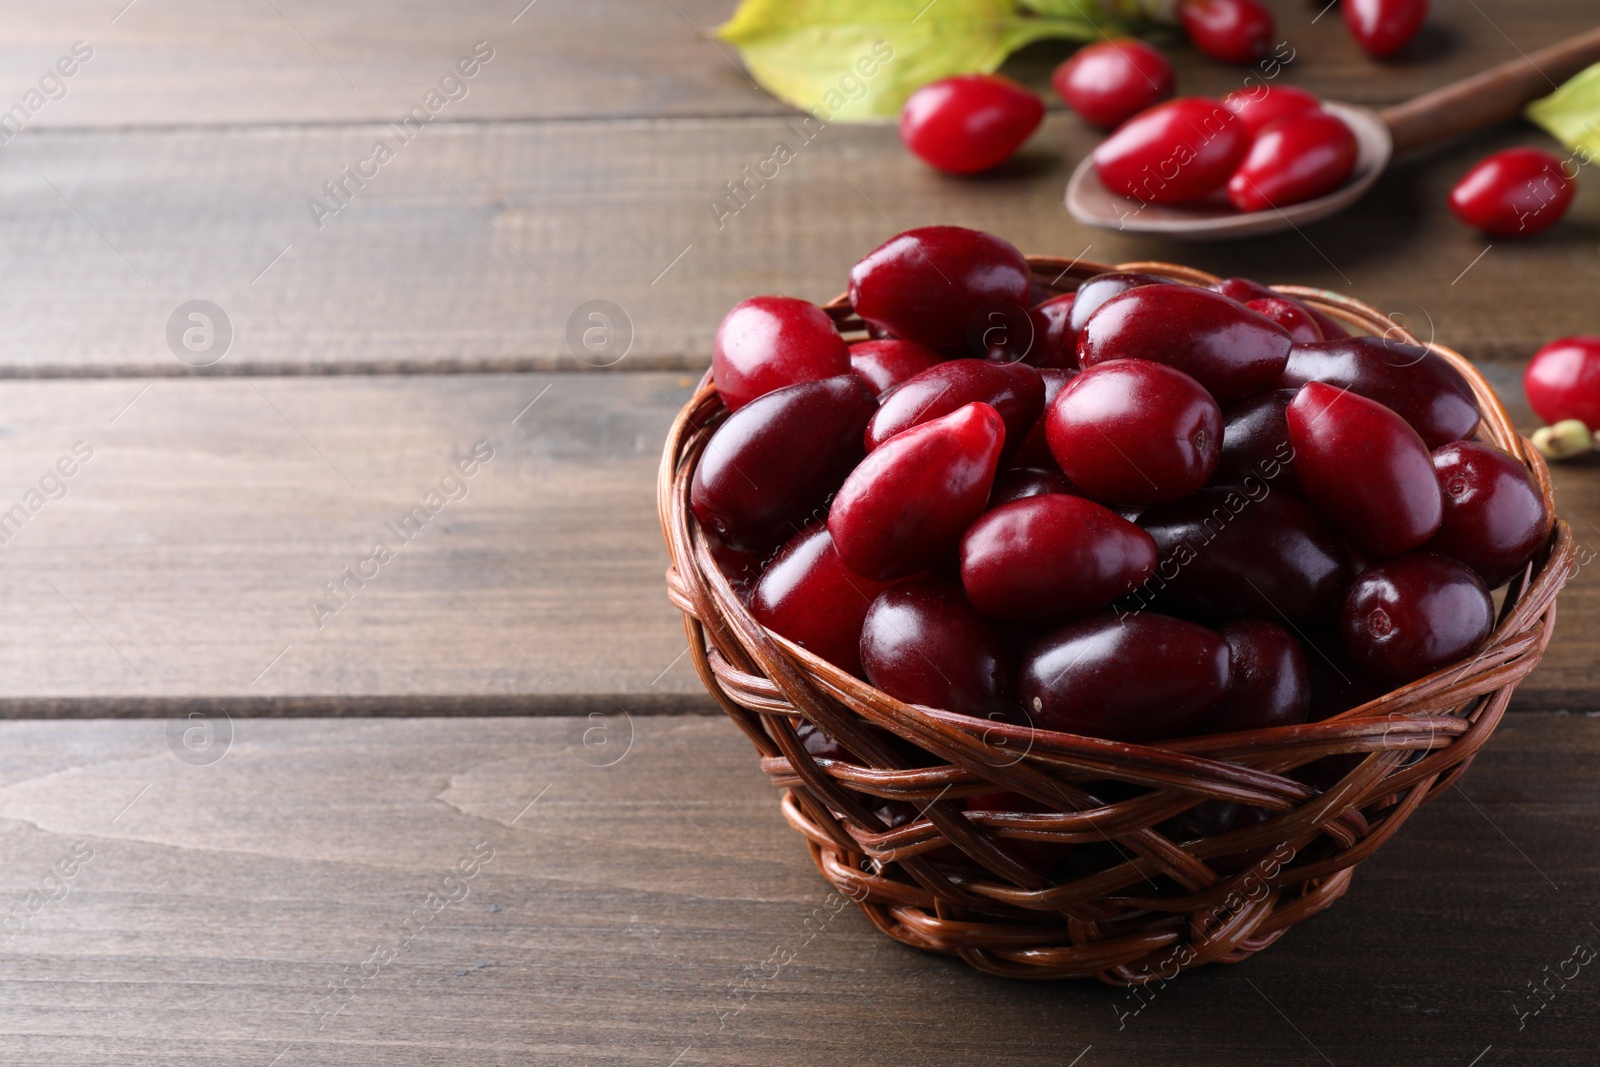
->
[[1380, 25, 1600, 155]]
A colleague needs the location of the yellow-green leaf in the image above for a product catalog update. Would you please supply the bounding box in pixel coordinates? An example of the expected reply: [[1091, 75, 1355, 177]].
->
[[716, 0, 1108, 123], [1527, 60, 1600, 160]]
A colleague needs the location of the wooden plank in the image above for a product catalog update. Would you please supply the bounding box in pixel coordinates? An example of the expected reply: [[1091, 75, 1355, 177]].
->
[[0, 0, 1589, 126], [0, 712, 1595, 1064], [0, 370, 1590, 715], [0, 0, 776, 125], [0, 109, 1590, 377], [0, 372, 705, 712]]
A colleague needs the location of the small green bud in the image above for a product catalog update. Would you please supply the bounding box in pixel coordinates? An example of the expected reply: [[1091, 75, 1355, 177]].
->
[[1532, 418, 1594, 461]]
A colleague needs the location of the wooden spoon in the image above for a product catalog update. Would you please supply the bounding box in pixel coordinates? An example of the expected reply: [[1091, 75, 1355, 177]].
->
[[1065, 26, 1600, 240]]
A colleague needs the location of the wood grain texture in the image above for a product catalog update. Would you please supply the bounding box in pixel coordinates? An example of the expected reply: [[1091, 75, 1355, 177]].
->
[[0, 0, 1589, 126], [0, 115, 1592, 377], [0, 0, 764, 125], [0, 712, 1595, 1065], [0, 0, 1590, 375], [0, 372, 705, 712], [0, 369, 1587, 715]]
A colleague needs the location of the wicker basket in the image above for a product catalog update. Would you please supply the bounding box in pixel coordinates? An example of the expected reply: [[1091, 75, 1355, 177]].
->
[[658, 256, 1573, 984]]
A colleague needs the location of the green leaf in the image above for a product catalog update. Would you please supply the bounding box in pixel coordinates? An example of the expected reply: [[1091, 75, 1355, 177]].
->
[[1526, 60, 1600, 160], [716, 0, 1108, 123]]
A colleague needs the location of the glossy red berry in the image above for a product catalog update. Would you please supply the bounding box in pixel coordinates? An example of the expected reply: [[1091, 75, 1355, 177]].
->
[[1069, 272, 1174, 335], [1052, 38, 1175, 129], [1077, 283, 1292, 401], [707, 534, 766, 604], [1137, 489, 1348, 624], [1091, 97, 1250, 205], [1214, 388, 1301, 495], [988, 466, 1075, 507], [1277, 336, 1480, 448], [1206, 619, 1311, 734], [849, 338, 944, 397], [1020, 613, 1231, 742], [1340, 552, 1493, 684], [1178, 0, 1275, 64], [1227, 110, 1358, 211], [1288, 382, 1442, 558], [960, 494, 1158, 621], [1449, 148, 1575, 237], [900, 74, 1044, 175], [1246, 297, 1323, 343], [866, 359, 1044, 460], [849, 226, 1031, 353], [1011, 367, 1077, 469], [1214, 277, 1344, 337], [1047, 360, 1222, 505], [1026, 292, 1078, 369], [690, 375, 876, 550], [1525, 336, 1600, 429], [1426, 442, 1550, 588], [1210, 276, 1278, 303], [1222, 84, 1322, 136], [712, 296, 850, 412], [1344, 0, 1429, 58], [751, 525, 895, 677], [1213, 276, 1348, 338], [830, 402, 1005, 580], [860, 579, 1014, 717]]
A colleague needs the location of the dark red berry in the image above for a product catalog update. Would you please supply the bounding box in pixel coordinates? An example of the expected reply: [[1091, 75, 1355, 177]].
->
[[751, 525, 896, 677], [1178, 0, 1275, 64], [1011, 368, 1077, 469], [712, 296, 850, 412], [849, 226, 1031, 353], [860, 579, 1014, 718], [1069, 272, 1175, 335], [1026, 292, 1078, 370], [900, 74, 1044, 175], [1091, 97, 1250, 205], [960, 494, 1158, 621], [1344, 0, 1429, 58], [1426, 442, 1550, 588], [830, 402, 1004, 580], [690, 375, 876, 550], [1215, 278, 1347, 339], [1525, 336, 1600, 429], [1449, 148, 1576, 237], [1019, 613, 1231, 742], [1246, 297, 1323, 343], [1227, 110, 1358, 212], [1214, 388, 1302, 495], [1340, 552, 1493, 685], [1210, 276, 1278, 303], [1052, 38, 1175, 129], [1277, 336, 1480, 448], [1136, 488, 1347, 624], [866, 359, 1044, 461], [707, 534, 766, 604], [1206, 619, 1311, 733], [1287, 382, 1442, 558], [1077, 283, 1292, 401], [849, 338, 944, 397], [988, 466, 1075, 508], [1047, 360, 1223, 505]]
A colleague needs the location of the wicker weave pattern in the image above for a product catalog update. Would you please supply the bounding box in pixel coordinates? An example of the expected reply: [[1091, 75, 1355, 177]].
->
[[658, 257, 1573, 984]]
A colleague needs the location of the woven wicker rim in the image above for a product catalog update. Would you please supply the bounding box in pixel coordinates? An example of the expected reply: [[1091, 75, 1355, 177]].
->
[[659, 256, 1574, 984]]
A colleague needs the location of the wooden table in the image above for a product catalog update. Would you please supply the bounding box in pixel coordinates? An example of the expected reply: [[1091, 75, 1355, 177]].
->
[[0, 1, 1597, 1063]]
